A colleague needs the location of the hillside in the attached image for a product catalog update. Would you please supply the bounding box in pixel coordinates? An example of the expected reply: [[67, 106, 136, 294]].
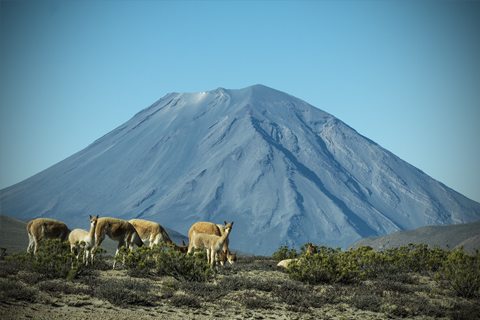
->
[[349, 221, 480, 253]]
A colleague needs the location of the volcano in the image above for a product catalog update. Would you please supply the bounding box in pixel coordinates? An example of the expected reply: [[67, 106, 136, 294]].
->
[[2, 84, 479, 254]]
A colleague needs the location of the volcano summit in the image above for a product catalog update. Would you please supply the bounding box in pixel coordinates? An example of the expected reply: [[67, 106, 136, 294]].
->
[[2, 85, 479, 254]]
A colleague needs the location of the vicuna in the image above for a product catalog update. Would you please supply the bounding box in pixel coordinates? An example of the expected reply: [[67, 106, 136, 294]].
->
[[94, 217, 145, 269], [188, 221, 234, 267], [216, 224, 237, 264], [27, 218, 70, 254], [277, 243, 318, 268], [68, 215, 99, 265], [129, 218, 188, 253]]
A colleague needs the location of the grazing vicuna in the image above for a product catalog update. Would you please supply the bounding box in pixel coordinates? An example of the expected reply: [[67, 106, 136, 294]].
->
[[219, 248, 237, 266], [68, 215, 99, 265], [129, 218, 188, 253], [188, 221, 234, 267], [27, 218, 70, 254], [94, 217, 145, 269], [129, 219, 174, 247]]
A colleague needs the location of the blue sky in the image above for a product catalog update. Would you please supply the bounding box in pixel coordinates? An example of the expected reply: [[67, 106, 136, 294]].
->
[[1, 1, 479, 203]]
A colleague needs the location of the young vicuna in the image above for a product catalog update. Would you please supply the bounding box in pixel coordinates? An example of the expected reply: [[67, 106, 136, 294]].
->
[[68, 215, 99, 265], [94, 217, 145, 269], [189, 222, 231, 252], [188, 221, 234, 267], [27, 218, 70, 254]]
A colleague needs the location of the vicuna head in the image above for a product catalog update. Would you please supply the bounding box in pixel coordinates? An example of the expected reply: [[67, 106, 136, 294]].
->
[[224, 221, 234, 233], [306, 243, 317, 255], [219, 250, 228, 266], [219, 249, 236, 266], [226, 248, 237, 264], [90, 215, 99, 229]]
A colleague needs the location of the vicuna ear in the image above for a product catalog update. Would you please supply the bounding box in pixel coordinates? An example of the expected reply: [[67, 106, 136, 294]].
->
[[96, 215, 99, 219], [90, 215, 92, 219], [224, 221, 227, 225]]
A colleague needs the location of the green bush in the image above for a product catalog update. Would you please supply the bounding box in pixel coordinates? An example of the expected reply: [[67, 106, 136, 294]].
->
[[272, 245, 300, 260], [118, 242, 213, 282], [287, 246, 361, 284], [282, 243, 467, 286], [92, 278, 156, 306], [383, 243, 447, 274], [435, 247, 480, 298], [5, 239, 105, 279]]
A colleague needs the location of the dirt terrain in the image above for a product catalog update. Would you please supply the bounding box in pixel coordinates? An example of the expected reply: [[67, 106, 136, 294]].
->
[[1, 215, 478, 319], [3, 253, 477, 320]]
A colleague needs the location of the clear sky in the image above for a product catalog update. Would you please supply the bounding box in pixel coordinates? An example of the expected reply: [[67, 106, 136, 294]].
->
[[1, 1, 479, 203]]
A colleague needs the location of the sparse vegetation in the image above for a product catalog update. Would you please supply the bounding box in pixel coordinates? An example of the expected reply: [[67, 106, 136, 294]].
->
[[1, 242, 479, 319], [117, 242, 213, 281]]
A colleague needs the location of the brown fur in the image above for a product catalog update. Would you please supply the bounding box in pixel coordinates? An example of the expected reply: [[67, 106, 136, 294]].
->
[[173, 240, 188, 253], [129, 219, 173, 247], [216, 223, 231, 253], [95, 217, 145, 269], [27, 218, 70, 254]]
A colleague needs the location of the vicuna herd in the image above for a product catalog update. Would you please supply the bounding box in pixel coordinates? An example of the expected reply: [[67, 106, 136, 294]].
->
[[26, 216, 236, 269]]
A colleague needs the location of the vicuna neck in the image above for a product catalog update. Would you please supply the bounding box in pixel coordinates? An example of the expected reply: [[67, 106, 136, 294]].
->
[[88, 222, 96, 239]]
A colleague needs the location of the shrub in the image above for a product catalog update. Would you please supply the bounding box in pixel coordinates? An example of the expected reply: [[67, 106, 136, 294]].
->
[[119, 242, 213, 282], [435, 248, 480, 298], [383, 243, 447, 274], [169, 293, 201, 308], [0, 278, 37, 302], [177, 280, 227, 302], [4, 239, 105, 280], [92, 278, 156, 306], [115, 245, 156, 278], [240, 291, 272, 309], [272, 245, 300, 260], [287, 246, 361, 284], [272, 280, 324, 312]]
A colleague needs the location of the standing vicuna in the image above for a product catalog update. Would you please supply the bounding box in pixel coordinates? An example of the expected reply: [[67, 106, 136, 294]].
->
[[27, 218, 70, 254], [188, 221, 234, 268], [68, 215, 99, 265], [94, 217, 145, 269], [216, 223, 237, 264], [189, 221, 236, 264]]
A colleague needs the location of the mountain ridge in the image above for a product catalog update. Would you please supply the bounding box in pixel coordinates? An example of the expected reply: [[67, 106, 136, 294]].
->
[[349, 220, 480, 253], [2, 84, 479, 254]]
